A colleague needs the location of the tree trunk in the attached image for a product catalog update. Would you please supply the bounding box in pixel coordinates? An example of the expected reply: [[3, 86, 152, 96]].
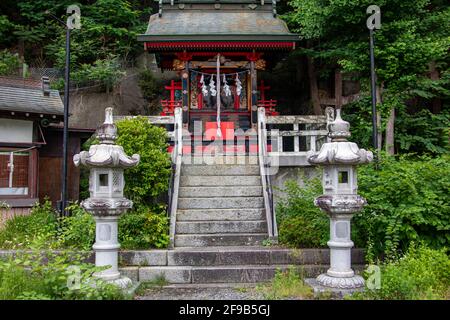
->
[[385, 108, 395, 155], [429, 61, 441, 113], [307, 56, 322, 115], [334, 70, 342, 109], [376, 84, 383, 151]]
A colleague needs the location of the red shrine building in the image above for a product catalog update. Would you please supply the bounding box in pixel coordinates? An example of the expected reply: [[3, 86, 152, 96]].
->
[[138, 0, 299, 152]]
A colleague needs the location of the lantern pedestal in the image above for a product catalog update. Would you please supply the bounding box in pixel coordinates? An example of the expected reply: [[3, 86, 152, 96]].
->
[[91, 215, 132, 289]]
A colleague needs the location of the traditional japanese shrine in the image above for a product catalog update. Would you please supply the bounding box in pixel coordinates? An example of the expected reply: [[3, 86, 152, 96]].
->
[[138, 0, 299, 150]]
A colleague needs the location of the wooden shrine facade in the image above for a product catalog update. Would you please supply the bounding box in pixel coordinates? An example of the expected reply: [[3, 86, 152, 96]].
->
[[138, 0, 299, 127]]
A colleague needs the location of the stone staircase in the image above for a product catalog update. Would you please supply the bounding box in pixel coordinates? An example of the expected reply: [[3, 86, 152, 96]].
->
[[118, 248, 366, 284], [116, 155, 366, 285], [174, 157, 269, 247]]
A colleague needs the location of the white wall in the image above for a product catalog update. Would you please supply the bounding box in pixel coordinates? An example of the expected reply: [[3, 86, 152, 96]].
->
[[0, 119, 33, 143]]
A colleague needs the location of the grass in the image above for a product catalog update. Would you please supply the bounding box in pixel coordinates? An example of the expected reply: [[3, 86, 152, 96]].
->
[[134, 275, 169, 296], [256, 266, 313, 300]]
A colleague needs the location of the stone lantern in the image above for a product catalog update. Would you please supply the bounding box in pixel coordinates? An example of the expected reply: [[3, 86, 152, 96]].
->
[[307, 108, 373, 290], [73, 107, 140, 288]]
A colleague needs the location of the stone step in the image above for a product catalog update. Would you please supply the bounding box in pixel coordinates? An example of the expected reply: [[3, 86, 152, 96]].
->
[[180, 175, 261, 187], [115, 248, 366, 267], [178, 197, 264, 209], [176, 220, 267, 234], [137, 265, 332, 284], [179, 186, 263, 198], [167, 248, 365, 266], [176, 208, 266, 221], [181, 164, 260, 176], [175, 234, 268, 247], [182, 156, 259, 166]]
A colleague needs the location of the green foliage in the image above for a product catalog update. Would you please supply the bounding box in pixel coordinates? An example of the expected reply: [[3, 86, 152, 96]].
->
[[0, 248, 124, 300], [57, 203, 96, 251], [71, 55, 125, 92], [395, 107, 450, 155], [354, 154, 450, 260], [138, 69, 163, 114], [0, 200, 58, 249], [116, 116, 171, 205], [0, 50, 20, 75], [276, 155, 449, 262], [286, 0, 450, 153], [119, 206, 169, 249], [0, 201, 169, 250], [276, 177, 329, 248], [256, 266, 313, 300], [352, 244, 450, 300], [345, 98, 450, 155]]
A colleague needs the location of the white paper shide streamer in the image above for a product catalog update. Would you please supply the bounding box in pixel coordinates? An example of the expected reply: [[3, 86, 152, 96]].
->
[[200, 74, 208, 96], [223, 74, 231, 97], [209, 75, 216, 97], [235, 73, 242, 96]]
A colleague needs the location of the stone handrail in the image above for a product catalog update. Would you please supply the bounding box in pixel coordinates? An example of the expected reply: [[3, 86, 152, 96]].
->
[[257, 107, 277, 241]]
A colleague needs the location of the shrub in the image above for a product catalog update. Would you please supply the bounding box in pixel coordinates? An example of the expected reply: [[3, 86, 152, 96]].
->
[[58, 203, 95, 251], [119, 206, 169, 249], [354, 154, 450, 260], [0, 200, 58, 249], [351, 244, 450, 300], [0, 249, 124, 300], [276, 177, 329, 248], [138, 69, 162, 115], [116, 116, 171, 205], [0, 49, 20, 76], [0, 201, 170, 250]]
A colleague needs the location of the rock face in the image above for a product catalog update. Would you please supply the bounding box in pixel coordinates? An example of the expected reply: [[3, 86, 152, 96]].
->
[[174, 157, 267, 248]]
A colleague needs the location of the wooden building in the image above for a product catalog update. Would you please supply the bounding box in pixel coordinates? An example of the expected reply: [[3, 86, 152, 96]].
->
[[0, 77, 93, 223], [139, 0, 299, 153]]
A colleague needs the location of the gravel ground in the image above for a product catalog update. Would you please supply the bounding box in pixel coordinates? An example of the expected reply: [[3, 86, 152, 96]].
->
[[135, 284, 266, 300]]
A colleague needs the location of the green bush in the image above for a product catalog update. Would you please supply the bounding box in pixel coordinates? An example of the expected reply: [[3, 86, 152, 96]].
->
[[58, 203, 96, 251], [0, 249, 124, 300], [275, 155, 449, 261], [138, 69, 162, 115], [355, 154, 450, 261], [119, 205, 169, 249], [0, 49, 20, 76], [351, 244, 450, 300], [0, 201, 169, 250], [0, 200, 58, 249], [276, 177, 329, 248], [116, 116, 171, 205]]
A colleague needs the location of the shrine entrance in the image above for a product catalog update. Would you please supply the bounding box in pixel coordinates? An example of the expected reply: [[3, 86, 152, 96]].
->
[[138, 1, 298, 154]]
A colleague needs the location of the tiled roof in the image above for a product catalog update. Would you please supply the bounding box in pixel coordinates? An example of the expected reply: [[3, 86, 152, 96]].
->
[[0, 81, 64, 116], [139, 10, 298, 42]]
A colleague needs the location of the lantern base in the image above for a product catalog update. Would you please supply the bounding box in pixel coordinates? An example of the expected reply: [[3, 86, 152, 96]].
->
[[305, 278, 365, 299], [109, 276, 133, 289], [316, 273, 365, 289]]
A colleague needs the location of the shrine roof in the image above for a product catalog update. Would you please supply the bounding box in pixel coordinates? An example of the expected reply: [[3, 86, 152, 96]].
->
[[138, 6, 299, 45]]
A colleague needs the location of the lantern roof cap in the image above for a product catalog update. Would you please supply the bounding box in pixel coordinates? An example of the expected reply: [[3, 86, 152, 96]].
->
[[307, 109, 373, 165], [73, 108, 140, 168]]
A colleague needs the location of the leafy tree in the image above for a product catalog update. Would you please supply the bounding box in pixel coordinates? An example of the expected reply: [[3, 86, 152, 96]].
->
[[286, 0, 450, 154]]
